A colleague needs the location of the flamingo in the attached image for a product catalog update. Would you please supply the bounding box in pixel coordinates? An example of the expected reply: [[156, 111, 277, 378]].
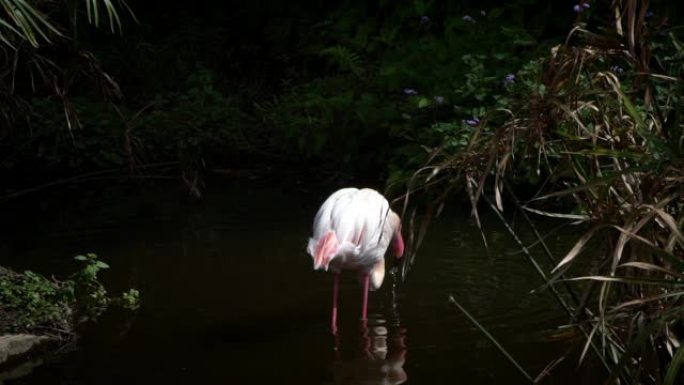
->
[[307, 188, 404, 334]]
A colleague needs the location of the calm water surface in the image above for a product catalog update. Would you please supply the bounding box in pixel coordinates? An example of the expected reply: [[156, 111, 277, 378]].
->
[[1, 181, 600, 384]]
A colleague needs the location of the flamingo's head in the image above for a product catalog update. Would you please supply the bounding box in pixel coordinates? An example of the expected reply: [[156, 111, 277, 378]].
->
[[308, 231, 339, 271]]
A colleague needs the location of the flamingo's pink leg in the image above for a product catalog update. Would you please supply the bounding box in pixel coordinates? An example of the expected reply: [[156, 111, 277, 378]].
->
[[361, 273, 370, 321], [332, 272, 340, 335]]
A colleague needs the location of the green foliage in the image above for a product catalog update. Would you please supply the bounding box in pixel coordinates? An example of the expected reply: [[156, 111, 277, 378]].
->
[[138, 65, 246, 166], [116, 288, 140, 311], [0, 253, 140, 335], [0, 0, 138, 189], [0, 270, 74, 332], [2, 64, 245, 178], [319, 45, 364, 76], [71, 253, 111, 321], [19, 98, 127, 171], [255, 3, 556, 179], [0, 1, 573, 188]]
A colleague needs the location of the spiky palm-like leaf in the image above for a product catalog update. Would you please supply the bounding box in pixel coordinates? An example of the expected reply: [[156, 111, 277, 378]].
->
[[0, 0, 135, 48]]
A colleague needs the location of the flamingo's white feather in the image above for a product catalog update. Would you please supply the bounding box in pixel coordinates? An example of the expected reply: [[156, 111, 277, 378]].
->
[[307, 188, 401, 290]]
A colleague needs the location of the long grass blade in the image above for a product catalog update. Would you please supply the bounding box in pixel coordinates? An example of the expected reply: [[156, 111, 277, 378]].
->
[[102, 0, 121, 33], [651, 207, 684, 245], [579, 322, 600, 366], [11, 8, 38, 46], [552, 225, 604, 273], [466, 175, 488, 248], [617, 262, 684, 279], [86, 0, 100, 27], [14, 4, 51, 43], [601, 71, 645, 129], [15, 0, 62, 36], [533, 355, 566, 383], [0, 18, 20, 48], [613, 291, 684, 312], [610, 225, 660, 252], [118, 0, 138, 23], [664, 344, 684, 385], [527, 168, 645, 202], [566, 276, 684, 287], [611, 211, 657, 273], [449, 295, 533, 382], [522, 206, 590, 221]]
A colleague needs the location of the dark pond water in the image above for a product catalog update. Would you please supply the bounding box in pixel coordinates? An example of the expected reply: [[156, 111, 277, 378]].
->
[[1, 181, 601, 384]]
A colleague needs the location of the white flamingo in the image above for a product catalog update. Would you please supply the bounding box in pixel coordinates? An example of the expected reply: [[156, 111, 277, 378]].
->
[[307, 188, 404, 334]]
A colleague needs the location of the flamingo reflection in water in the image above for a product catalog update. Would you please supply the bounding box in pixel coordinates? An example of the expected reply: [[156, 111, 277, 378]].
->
[[329, 268, 408, 385]]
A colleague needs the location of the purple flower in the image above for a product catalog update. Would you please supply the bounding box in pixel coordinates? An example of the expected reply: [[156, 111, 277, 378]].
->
[[434, 96, 445, 104], [403, 88, 418, 96], [610, 65, 625, 74], [465, 117, 481, 127], [574, 3, 590, 12], [657, 20, 670, 36], [503, 73, 516, 85], [420, 15, 430, 24], [462, 15, 475, 23]]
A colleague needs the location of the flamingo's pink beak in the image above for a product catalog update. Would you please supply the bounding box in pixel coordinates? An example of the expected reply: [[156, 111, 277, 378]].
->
[[313, 255, 330, 271], [314, 231, 339, 271]]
